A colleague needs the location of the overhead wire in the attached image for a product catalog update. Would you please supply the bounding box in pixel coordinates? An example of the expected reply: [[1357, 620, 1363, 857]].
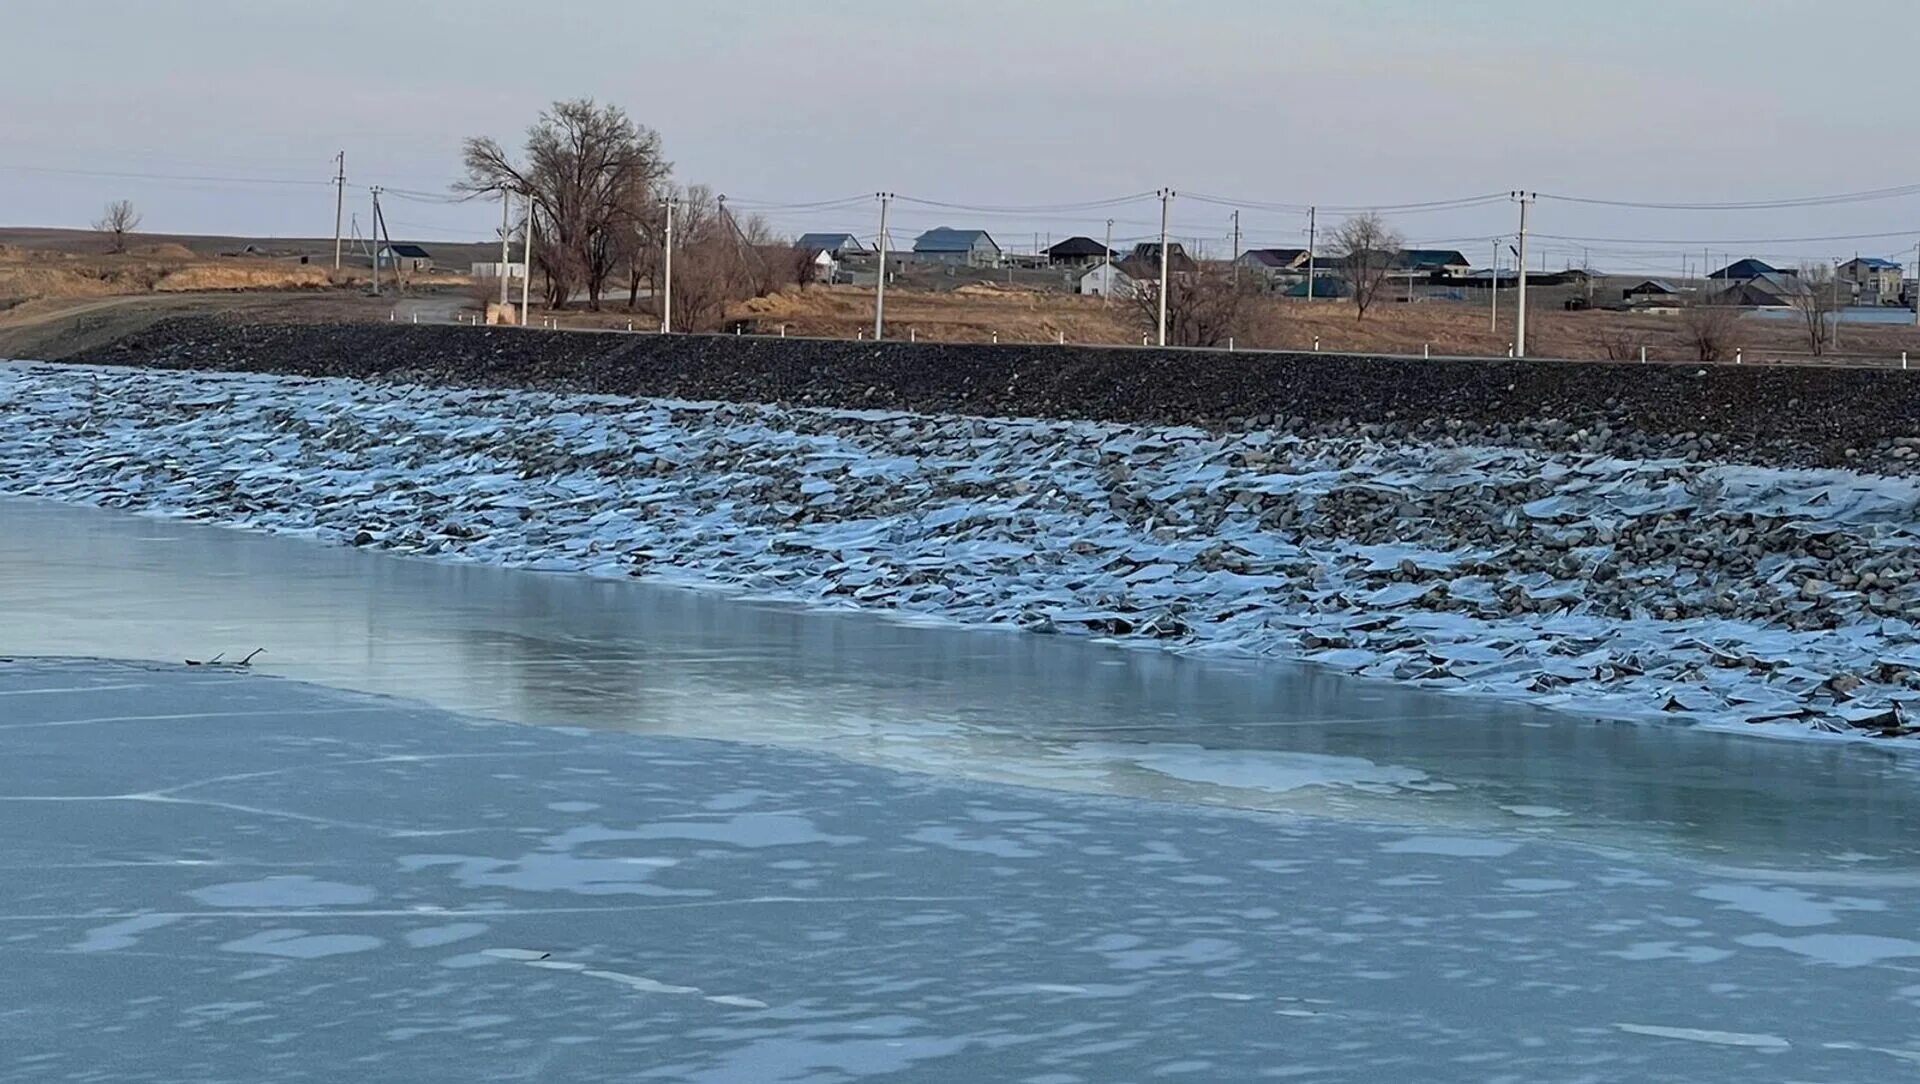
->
[[0, 163, 333, 187], [1537, 182, 1920, 211]]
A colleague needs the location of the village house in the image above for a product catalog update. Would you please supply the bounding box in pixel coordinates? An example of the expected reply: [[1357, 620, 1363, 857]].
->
[[912, 228, 1001, 267]]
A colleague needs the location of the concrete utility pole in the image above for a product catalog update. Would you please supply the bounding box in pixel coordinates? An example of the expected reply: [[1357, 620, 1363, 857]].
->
[[873, 192, 892, 340], [1305, 206, 1317, 303], [1833, 258, 1843, 350], [369, 186, 382, 296], [1912, 241, 1919, 327], [660, 195, 676, 334], [331, 151, 345, 270], [519, 194, 535, 326], [1102, 217, 1114, 306], [1156, 188, 1174, 346], [498, 191, 512, 307], [1511, 191, 1534, 358]]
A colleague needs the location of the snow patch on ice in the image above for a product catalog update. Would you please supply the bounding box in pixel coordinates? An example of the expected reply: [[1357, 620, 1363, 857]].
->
[[628, 813, 861, 849], [1695, 884, 1887, 928], [1613, 1023, 1789, 1050], [1071, 741, 1431, 795], [70, 913, 179, 952], [402, 922, 490, 948], [1378, 836, 1520, 858], [188, 876, 376, 908], [1735, 932, 1920, 967], [220, 929, 385, 958]]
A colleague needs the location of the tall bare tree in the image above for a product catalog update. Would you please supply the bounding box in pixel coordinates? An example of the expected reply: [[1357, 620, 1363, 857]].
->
[[1128, 261, 1250, 348], [93, 200, 141, 254], [1788, 263, 1842, 356], [458, 99, 670, 310], [1330, 212, 1402, 321]]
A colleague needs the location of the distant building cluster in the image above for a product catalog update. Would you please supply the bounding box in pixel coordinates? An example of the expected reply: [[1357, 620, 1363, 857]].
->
[[784, 225, 1910, 312]]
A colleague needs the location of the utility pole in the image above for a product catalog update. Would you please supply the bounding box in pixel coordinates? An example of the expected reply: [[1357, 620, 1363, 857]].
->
[[331, 151, 345, 270], [1102, 217, 1114, 307], [1584, 245, 1593, 302], [1156, 188, 1174, 346], [1913, 241, 1919, 327], [1511, 191, 1533, 358], [1305, 206, 1317, 303], [1832, 257, 1843, 350], [1230, 209, 1241, 285], [498, 190, 512, 307], [873, 192, 892, 340], [519, 194, 535, 326], [371, 186, 403, 293], [660, 195, 676, 334], [369, 186, 382, 296], [1490, 239, 1499, 333]]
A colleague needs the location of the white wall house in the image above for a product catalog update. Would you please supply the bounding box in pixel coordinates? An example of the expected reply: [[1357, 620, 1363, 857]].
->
[[1077, 262, 1136, 298]]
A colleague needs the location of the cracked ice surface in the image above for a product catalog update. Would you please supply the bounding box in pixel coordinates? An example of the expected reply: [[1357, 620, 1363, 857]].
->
[[9, 659, 1920, 1081], [4, 361, 1919, 739]]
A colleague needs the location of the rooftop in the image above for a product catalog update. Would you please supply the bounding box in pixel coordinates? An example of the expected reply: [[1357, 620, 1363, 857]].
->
[[914, 227, 997, 253]]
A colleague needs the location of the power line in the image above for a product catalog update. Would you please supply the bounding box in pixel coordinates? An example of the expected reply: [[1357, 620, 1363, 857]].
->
[[1183, 191, 1509, 215], [0, 163, 333, 187], [1533, 227, 1920, 247], [382, 218, 499, 239], [1537, 182, 1920, 211], [722, 194, 873, 211], [893, 192, 1157, 213]]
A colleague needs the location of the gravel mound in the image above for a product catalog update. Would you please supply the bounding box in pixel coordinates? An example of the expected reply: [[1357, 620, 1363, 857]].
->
[[76, 317, 1920, 470]]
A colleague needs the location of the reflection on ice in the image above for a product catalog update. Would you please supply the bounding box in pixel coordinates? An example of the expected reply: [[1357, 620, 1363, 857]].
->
[[6, 497, 1920, 870]]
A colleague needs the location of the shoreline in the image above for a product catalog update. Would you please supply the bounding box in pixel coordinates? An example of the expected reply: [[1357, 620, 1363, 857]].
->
[[6, 360, 1918, 743]]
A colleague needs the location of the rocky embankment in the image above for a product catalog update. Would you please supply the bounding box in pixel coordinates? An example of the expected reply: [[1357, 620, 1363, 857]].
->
[[5, 358, 1920, 739], [77, 316, 1920, 470]]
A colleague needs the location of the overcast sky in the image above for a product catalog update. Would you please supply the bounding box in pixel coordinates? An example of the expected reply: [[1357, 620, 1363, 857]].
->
[[7, 0, 1919, 275]]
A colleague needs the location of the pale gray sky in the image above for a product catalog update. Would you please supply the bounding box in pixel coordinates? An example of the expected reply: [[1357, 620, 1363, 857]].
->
[[6, 0, 1919, 275]]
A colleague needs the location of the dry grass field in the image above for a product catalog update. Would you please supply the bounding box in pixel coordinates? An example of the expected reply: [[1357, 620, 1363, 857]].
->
[[4, 224, 1918, 368]]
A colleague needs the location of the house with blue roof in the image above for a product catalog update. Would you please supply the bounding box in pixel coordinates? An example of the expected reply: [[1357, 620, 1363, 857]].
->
[[1707, 258, 1781, 282], [911, 227, 1001, 268], [1840, 256, 1904, 304]]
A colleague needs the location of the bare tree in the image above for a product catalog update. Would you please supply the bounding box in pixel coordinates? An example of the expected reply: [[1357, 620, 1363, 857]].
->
[[1330, 212, 1402, 320], [1128, 261, 1251, 348], [1679, 296, 1740, 361], [93, 200, 142, 254], [1594, 328, 1640, 362], [1788, 263, 1843, 356], [458, 99, 671, 310]]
